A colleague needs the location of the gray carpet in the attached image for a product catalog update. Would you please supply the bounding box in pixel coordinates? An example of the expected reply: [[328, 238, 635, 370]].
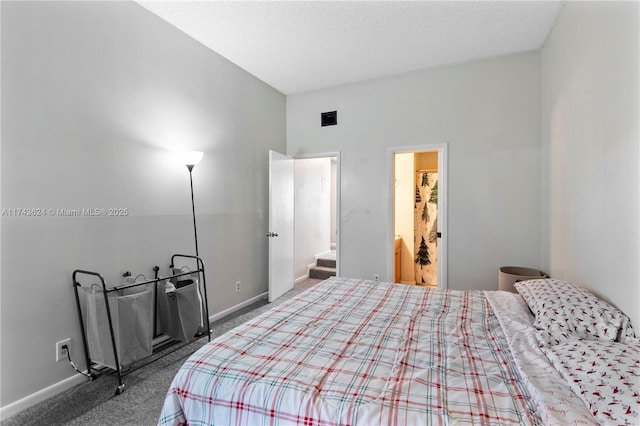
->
[[2, 279, 322, 426]]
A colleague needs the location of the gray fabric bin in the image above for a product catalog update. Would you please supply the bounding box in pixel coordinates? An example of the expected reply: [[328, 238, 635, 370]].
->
[[498, 266, 545, 293], [159, 278, 203, 342], [83, 284, 154, 370]]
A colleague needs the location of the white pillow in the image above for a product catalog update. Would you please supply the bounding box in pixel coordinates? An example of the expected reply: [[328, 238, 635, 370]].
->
[[541, 339, 640, 425], [514, 279, 635, 346]]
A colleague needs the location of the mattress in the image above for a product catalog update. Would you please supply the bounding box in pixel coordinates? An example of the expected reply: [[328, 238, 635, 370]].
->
[[159, 277, 596, 425]]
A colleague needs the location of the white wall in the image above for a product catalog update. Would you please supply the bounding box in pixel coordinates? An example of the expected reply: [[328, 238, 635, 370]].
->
[[540, 1, 640, 330], [1, 1, 285, 410], [294, 158, 332, 279], [287, 52, 542, 288]]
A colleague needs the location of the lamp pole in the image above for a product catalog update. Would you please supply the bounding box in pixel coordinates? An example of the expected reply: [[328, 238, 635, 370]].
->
[[178, 151, 203, 257], [186, 164, 199, 257]]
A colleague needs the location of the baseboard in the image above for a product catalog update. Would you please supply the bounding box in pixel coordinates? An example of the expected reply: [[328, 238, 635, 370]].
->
[[0, 371, 88, 421], [314, 250, 334, 259], [1, 292, 269, 421], [296, 261, 316, 284], [208, 291, 268, 323], [294, 274, 309, 284]]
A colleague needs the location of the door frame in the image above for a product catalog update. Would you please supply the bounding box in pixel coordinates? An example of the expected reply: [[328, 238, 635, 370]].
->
[[293, 151, 341, 278], [387, 143, 448, 289]]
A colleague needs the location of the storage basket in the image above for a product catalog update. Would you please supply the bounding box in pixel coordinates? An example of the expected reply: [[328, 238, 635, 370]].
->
[[498, 266, 545, 293], [83, 283, 154, 369], [158, 277, 204, 343]]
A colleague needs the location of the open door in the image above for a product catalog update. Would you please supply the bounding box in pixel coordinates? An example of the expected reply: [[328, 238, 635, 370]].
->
[[268, 150, 294, 302], [389, 144, 447, 289]]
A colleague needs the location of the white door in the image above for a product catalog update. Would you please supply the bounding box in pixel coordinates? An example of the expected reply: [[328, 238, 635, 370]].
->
[[268, 150, 294, 302]]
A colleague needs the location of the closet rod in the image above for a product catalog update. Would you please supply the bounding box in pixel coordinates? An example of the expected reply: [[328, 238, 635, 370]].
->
[[417, 169, 438, 172]]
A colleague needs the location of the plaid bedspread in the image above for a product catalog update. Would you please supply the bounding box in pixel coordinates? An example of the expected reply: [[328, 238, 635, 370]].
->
[[159, 278, 542, 425]]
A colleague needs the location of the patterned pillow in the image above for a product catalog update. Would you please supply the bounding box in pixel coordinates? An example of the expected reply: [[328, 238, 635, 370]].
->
[[541, 339, 640, 425], [514, 279, 635, 346]]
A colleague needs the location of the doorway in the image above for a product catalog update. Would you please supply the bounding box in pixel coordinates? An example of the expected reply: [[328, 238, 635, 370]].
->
[[293, 153, 340, 283], [268, 151, 340, 301], [388, 144, 447, 289]]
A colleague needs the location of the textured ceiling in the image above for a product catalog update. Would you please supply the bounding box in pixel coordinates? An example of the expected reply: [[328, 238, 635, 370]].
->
[[136, 1, 563, 95]]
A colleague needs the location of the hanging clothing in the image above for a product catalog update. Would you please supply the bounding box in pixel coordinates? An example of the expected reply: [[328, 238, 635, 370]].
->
[[414, 172, 438, 286]]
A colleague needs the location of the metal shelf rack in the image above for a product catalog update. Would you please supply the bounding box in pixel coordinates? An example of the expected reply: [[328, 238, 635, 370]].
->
[[72, 254, 211, 395]]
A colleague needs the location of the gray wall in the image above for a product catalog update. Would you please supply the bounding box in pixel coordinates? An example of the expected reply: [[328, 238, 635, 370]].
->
[[541, 1, 639, 330], [287, 52, 542, 290], [1, 1, 285, 407]]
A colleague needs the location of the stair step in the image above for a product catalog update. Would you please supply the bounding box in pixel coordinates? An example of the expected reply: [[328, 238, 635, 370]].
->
[[309, 266, 336, 280], [316, 258, 336, 268]]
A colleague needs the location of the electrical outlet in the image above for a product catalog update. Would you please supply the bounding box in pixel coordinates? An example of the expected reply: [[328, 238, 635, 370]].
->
[[235, 281, 241, 293], [56, 338, 71, 362], [373, 274, 380, 282]]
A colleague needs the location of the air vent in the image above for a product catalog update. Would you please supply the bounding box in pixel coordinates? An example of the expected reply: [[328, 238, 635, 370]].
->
[[321, 111, 337, 127]]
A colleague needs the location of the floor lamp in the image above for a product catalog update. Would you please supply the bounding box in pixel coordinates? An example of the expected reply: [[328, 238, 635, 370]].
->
[[179, 151, 204, 257]]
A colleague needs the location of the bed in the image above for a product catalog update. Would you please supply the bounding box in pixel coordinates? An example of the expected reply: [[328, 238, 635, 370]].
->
[[158, 277, 638, 425]]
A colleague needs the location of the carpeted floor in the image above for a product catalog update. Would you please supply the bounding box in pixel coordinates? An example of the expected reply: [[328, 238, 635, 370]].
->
[[2, 279, 322, 426]]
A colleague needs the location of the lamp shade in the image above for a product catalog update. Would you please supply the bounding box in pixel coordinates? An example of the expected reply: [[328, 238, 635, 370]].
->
[[177, 151, 204, 167]]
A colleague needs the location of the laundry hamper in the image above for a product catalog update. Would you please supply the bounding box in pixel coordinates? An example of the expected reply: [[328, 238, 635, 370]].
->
[[498, 266, 546, 293], [82, 284, 154, 370], [158, 271, 204, 343]]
